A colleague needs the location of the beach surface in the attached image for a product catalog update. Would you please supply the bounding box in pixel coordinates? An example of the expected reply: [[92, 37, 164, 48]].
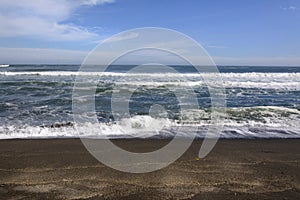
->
[[0, 139, 299, 199]]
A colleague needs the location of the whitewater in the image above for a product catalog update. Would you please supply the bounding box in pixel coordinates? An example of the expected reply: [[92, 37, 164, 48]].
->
[[0, 65, 299, 139]]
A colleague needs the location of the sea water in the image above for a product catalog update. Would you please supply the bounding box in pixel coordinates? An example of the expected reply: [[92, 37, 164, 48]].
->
[[0, 65, 299, 139]]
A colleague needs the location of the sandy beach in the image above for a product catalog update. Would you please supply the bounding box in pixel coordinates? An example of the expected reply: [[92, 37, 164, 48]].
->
[[0, 139, 299, 199]]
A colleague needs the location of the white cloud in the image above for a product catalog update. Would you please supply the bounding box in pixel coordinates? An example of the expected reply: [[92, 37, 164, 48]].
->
[[213, 56, 300, 66], [0, 47, 87, 64], [0, 0, 114, 40], [105, 32, 140, 43], [207, 45, 227, 49], [281, 5, 297, 11], [1, 47, 300, 66]]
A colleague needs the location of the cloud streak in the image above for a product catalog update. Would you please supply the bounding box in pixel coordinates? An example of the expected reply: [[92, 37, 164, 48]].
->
[[280, 5, 297, 11], [207, 45, 228, 49], [0, 0, 114, 40], [1, 47, 300, 66], [214, 56, 300, 66], [0, 47, 87, 64]]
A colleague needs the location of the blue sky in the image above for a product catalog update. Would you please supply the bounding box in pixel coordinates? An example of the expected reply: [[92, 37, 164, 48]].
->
[[0, 0, 299, 65]]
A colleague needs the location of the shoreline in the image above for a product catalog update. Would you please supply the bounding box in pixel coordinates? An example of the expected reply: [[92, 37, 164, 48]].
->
[[1, 137, 300, 140], [0, 138, 299, 199]]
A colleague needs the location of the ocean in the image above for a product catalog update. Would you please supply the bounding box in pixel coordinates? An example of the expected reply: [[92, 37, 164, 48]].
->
[[0, 65, 299, 139]]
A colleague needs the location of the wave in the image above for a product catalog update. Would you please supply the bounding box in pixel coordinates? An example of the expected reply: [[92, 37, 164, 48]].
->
[[1, 123, 299, 139], [1, 71, 300, 78], [1, 71, 300, 90], [106, 81, 300, 90], [1, 106, 299, 139]]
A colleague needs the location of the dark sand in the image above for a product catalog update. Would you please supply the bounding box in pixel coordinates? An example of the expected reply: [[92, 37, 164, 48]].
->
[[0, 139, 299, 199]]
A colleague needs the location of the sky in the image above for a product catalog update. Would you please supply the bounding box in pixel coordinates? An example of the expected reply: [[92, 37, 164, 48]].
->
[[0, 0, 299, 65]]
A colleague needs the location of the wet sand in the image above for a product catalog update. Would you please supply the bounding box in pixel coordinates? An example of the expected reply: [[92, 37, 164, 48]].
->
[[0, 139, 299, 199]]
